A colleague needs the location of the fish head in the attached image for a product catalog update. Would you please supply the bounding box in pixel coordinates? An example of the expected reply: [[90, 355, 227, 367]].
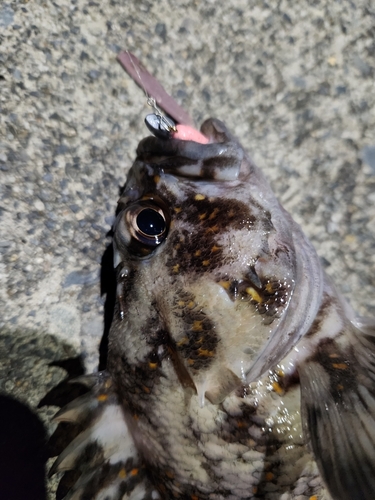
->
[[110, 118, 322, 404]]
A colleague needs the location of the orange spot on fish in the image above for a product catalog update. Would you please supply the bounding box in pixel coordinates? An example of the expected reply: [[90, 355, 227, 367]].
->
[[332, 363, 348, 370], [118, 468, 127, 479], [205, 225, 219, 234], [237, 420, 247, 428], [211, 244, 221, 252], [194, 250, 201, 257], [246, 287, 263, 303], [219, 280, 231, 290], [265, 472, 274, 481], [209, 207, 220, 220], [272, 382, 284, 395], [130, 468, 139, 476], [177, 337, 188, 346], [195, 194, 205, 201], [97, 394, 108, 402], [148, 362, 158, 370], [198, 348, 214, 357], [192, 320, 203, 331], [174, 206, 182, 213], [202, 259, 210, 266]]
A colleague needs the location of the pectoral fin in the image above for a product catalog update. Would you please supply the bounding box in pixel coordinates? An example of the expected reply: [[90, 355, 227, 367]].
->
[[299, 322, 375, 500], [50, 371, 160, 500]]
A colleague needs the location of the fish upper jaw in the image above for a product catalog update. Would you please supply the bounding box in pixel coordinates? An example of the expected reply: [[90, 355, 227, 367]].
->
[[131, 117, 259, 184]]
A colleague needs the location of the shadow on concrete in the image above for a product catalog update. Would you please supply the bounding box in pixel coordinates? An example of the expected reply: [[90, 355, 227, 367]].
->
[[0, 394, 47, 500], [99, 240, 117, 371]]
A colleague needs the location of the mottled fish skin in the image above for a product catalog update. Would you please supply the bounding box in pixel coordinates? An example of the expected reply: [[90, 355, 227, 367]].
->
[[52, 119, 375, 500]]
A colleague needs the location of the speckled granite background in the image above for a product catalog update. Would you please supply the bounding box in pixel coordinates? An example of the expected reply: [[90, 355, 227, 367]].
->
[[0, 0, 374, 498]]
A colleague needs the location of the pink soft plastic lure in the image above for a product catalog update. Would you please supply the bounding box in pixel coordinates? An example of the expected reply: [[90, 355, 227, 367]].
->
[[117, 50, 209, 145], [173, 124, 209, 144]]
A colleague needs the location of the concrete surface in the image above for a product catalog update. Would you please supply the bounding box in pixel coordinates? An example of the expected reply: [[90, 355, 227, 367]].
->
[[0, 0, 374, 498]]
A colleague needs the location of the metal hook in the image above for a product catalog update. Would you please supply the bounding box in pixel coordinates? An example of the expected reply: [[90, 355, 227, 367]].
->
[[123, 51, 177, 139], [147, 97, 177, 133], [117, 50, 191, 138]]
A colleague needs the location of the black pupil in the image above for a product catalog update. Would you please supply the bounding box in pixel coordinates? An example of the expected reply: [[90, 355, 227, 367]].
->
[[137, 208, 165, 236]]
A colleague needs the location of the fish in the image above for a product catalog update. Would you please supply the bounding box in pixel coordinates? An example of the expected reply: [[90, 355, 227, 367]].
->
[[51, 118, 375, 500]]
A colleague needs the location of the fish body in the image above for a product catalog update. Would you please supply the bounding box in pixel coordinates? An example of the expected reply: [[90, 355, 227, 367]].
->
[[52, 119, 375, 500]]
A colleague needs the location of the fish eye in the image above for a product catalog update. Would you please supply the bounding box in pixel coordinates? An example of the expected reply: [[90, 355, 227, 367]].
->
[[136, 208, 166, 238], [118, 200, 170, 256]]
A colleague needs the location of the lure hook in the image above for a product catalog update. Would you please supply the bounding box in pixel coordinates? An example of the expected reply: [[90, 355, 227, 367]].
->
[[117, 50, 193, 139]]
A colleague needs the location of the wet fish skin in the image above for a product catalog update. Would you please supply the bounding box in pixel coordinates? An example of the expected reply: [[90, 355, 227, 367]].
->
[[52, 118, 375, 500]]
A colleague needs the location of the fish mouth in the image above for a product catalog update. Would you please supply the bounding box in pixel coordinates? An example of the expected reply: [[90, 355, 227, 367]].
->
[[136, 118, 244, 182]]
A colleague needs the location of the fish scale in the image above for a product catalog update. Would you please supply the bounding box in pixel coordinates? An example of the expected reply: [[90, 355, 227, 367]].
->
[[51, 118, 375, 500]]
